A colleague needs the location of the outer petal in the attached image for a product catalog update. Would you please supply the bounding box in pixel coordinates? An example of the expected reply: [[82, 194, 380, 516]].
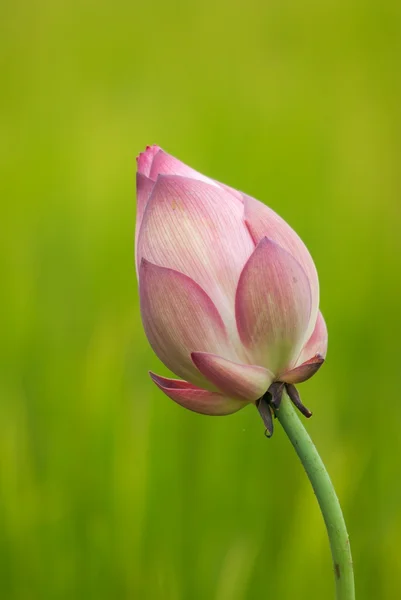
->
[[137, 145, 160, 177], [149, 149, 219, 187], [243, 195, 319, 339], [235, 237, 312, 375], [135, 173, 155, 262], [296, 311, 328, 365], [150, 372, 247, 415], [280, 311, 327, 383], [280, 311, 328, 383], [191, 352, 273, 401], [279, 356, 324, 384], [139, 259, 232, 387], [137, 175, 253, 338]]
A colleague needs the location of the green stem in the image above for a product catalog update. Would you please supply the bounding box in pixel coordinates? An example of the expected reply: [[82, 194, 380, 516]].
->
[[275, 393, 355, 600]]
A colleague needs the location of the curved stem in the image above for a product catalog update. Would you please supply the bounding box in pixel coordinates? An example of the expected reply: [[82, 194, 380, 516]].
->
[[275, 393, 355, 600]]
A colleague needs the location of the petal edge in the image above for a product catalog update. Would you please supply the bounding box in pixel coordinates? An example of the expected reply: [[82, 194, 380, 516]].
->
[[191, 352, 273, 401], [150, 372, 247, 416], [235, 237, 312, 375]]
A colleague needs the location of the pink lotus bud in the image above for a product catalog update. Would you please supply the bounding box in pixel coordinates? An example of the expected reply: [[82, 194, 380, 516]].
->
[[135, 146, 327, 422]]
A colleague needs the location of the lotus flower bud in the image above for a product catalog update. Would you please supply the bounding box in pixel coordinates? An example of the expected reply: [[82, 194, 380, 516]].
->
[[135, 146, 327, 421]]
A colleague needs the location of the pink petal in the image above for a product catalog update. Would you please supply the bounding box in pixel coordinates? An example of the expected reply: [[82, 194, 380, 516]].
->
[[137, 176, 253, 338], [150, 372, 247, 415], [139, 259, 232, 388], [279, 355, 325, 384], [149, 149, 219, 187], [136, 145, 160, 177], [135, 173, 155, 265], [191, 352, 273, 401], [244, 194, 319, 339], [235, 237, 312, 376], [277, 312, 327, 383], [295, 310, 328, 365]]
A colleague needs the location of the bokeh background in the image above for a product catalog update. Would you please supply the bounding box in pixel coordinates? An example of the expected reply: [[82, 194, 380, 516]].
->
[[1, 0, 401, 598]]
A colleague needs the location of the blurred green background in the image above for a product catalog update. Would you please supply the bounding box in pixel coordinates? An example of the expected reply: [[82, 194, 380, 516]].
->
[[1, 0, 401, 598]]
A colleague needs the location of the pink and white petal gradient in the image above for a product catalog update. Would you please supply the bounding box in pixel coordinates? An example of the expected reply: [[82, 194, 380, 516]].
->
[[236, 237, 312, 376], [149, 373, 247, 415], [137, 175, 254, 345], [139, 260, 233, 388], [277, 312, 327, 384], [244, 195, 319, 340], [215, 182, 245, 202], [191, 352, 273, 401], [296, 311, 328, 365]]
